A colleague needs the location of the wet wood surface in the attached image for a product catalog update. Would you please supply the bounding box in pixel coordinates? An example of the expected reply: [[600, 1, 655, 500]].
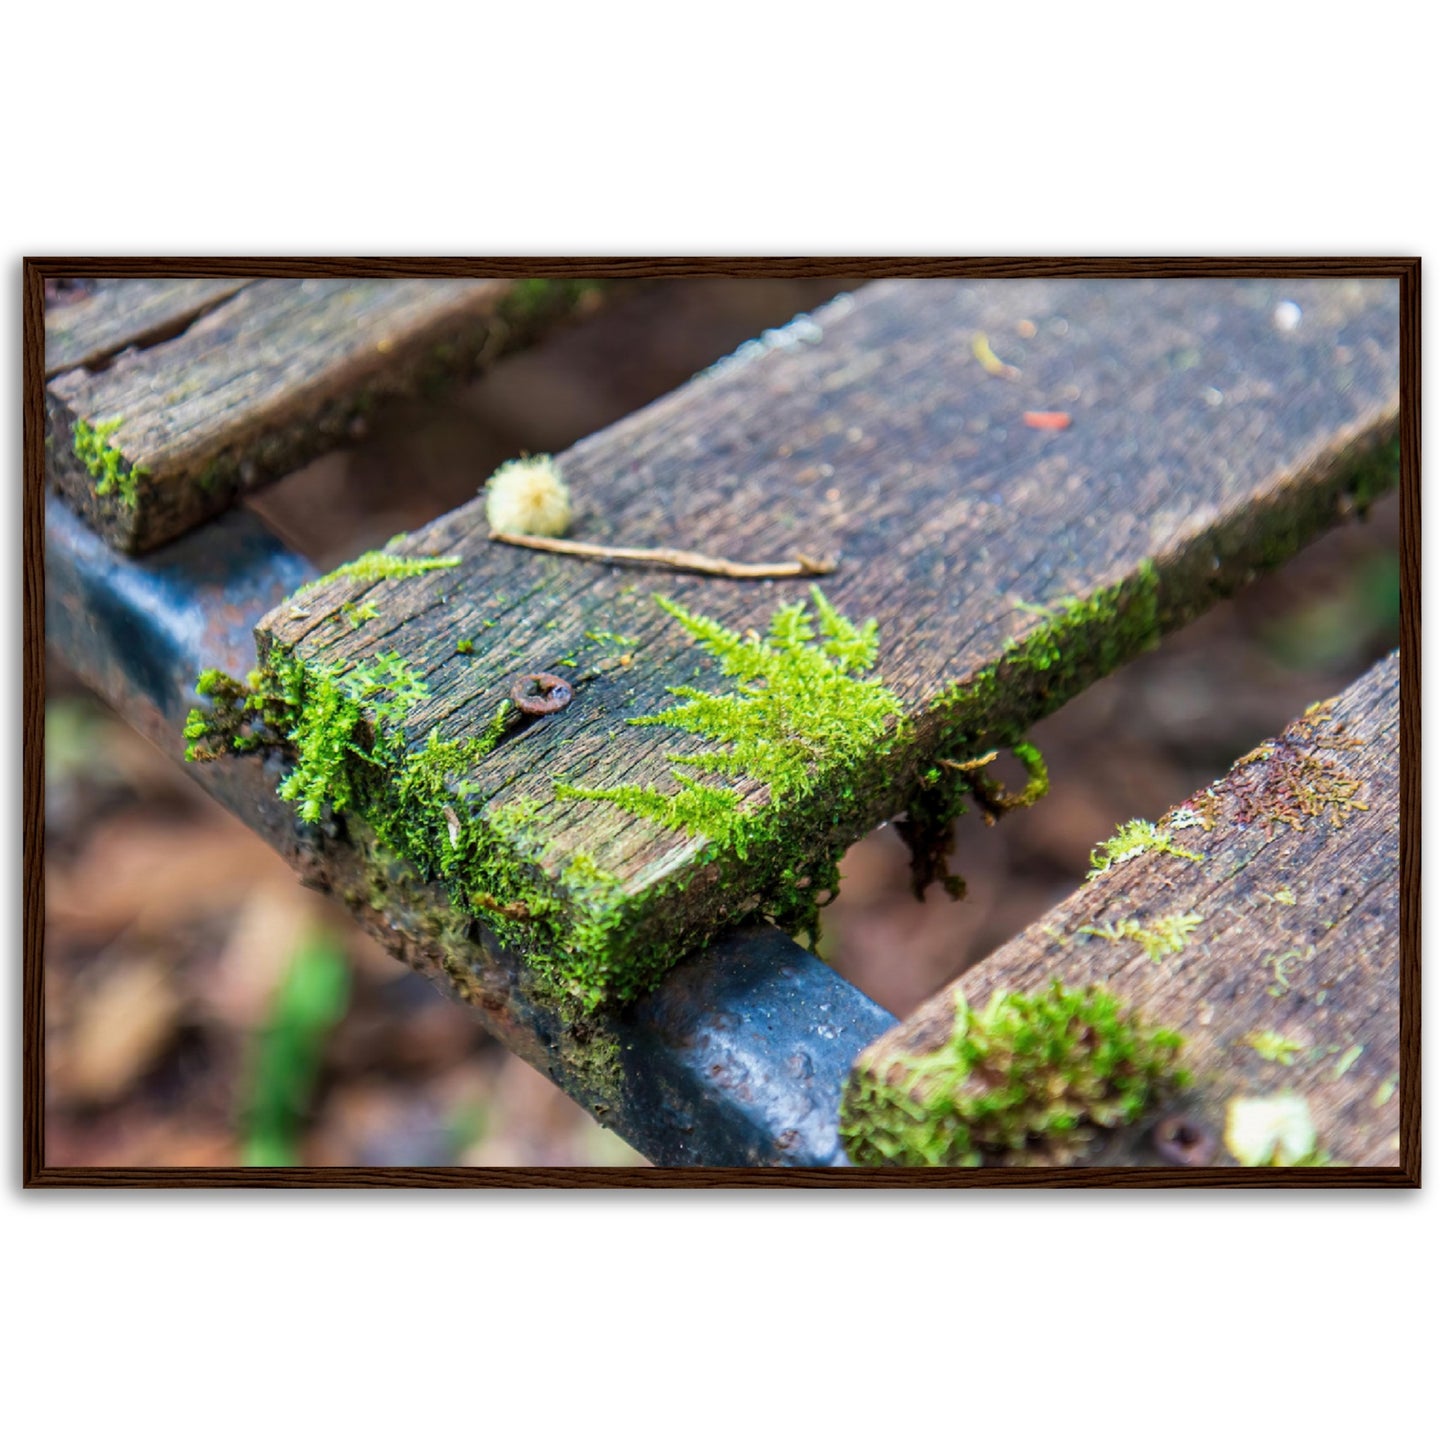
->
[[260, 277, 1400, 992], [46, 278, 579, 551], [850, 652, 1402, 1167]]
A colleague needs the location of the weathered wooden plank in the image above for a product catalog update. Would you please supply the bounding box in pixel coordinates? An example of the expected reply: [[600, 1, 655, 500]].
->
[[46, 278, 598, 552], [843, 653, 1401, 1168], [244, 277, 1399, 1012], [45, 495, 893, 1166], [44, 278, 251, 378]]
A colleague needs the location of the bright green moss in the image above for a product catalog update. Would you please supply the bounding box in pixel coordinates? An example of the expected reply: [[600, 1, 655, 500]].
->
[[557, 588, 903, 852], [1241, 1030, 1304, 1065], [559, 776, 750, 848], [272, 652, 429, 824], [1005, 561, 1161, 679], [183, 652, 428, 826], [189, 582, 1058, 1008], [1087, 818, 1203, 879], [73, 416, 148, 510], [840, 982, 1189, 1166], [296, 544, 460, 593], [1078, 911, 1204, 963], [923, 560, 1162, 778], [183, 667, 291, 761], [344, 601, 380, 627], [551, 588, 906, 952], [183, 646, 647, 1010]]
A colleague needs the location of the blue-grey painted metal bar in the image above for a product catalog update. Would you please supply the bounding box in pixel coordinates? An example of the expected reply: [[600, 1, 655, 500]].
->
[[44, 495, 895, 1166]]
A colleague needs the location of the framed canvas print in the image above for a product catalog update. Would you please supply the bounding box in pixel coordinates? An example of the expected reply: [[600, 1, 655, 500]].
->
[[22, 259, 1419, 1185]]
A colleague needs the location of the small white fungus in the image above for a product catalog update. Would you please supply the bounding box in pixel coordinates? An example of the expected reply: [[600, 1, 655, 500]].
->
[[483, 455, 572, 537], [1224, 1092, 1318, 1166]]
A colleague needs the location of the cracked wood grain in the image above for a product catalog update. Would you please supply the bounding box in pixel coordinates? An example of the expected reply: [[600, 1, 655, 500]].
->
[[44, 278, 252, 378]]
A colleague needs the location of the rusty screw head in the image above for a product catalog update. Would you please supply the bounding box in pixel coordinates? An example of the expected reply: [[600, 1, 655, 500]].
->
[[510, 672, 573, 716], [1152, 1115, 1217, 1166]]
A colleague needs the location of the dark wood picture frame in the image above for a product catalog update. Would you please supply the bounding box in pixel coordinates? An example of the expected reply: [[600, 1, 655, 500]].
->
[[22, 257, 1421, 1187]]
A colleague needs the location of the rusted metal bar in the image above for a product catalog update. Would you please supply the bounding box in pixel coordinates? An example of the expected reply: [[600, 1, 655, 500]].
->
[[44, 496, 893, 1165]]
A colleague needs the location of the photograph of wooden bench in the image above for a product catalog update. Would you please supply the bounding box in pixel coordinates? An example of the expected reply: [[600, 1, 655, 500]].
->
[[31, 263, 1414, 1179]]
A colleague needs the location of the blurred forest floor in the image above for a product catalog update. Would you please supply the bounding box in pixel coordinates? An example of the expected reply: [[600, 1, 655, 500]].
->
[[44, 279, 1401, 1167]]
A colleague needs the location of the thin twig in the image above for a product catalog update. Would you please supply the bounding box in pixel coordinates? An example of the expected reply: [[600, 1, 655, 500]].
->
[[488, 531, 838, 579]]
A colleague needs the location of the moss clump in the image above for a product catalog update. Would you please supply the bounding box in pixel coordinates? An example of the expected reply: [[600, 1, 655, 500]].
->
[[1078, 911, 1203, 963], [897, 743, 1050, 900], [73, 416, 148, 510], [273, 653, 430, 823], [183, 653, 430, 824], [894, 762, 976, 900], [1167, 696, 1369, 843], [1087, 818, 1203, 879], [191, 583, 1058, 1008], [840, 982, 1189, 1166], [388, 707, 515, 867], [1234, 740, 1368, 834], [183, 667, 292, 762], [1002, 563, 1161, 685], [956, 740, 1050, 821], [183, 647, 652, 1010]]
